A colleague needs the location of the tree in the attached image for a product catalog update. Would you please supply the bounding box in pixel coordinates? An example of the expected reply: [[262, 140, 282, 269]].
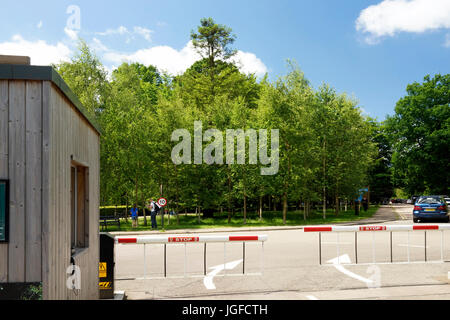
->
[[367, 120, 394, 203], [386, 74, 450, 195], [55, 39, 109, 119], [258, 62, 313, 224], [191, 17, 237, 70]]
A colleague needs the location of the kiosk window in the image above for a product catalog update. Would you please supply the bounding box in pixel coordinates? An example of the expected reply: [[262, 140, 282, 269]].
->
[[70, 165, 89, 249]]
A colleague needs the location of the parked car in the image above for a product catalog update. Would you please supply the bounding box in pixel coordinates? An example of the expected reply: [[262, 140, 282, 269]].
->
[[413, 196, 449, 223], [445, 197, 450, 205]]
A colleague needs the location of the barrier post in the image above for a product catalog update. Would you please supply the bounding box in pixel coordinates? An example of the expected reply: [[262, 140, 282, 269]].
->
[[407, 231, 410, 263], [355, 232, 358, 264], [204, 243, 207, 276], [424, 231, 427, 262], [441, 230, 444, 262], [261, 241, 265, 275], [319, 233, 322, 265], [337, 233, 340, 264], [243, 242, 246, 275], [372, 232, 376, 264], [390, 231, 393, 263], [224, 243, 227, 276], [184, 243, 187, 278], [164, 244, 167, 278]]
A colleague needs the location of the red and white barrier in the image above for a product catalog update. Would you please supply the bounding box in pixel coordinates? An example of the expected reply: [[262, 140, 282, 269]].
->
[[115, 234, 268, 279], [304, 224, 450, 233], [115, 234, 268, 245], [304, 224, 449, 265]]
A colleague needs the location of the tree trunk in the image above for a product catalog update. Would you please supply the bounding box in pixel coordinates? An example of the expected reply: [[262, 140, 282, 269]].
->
[[175, 165, 180, 225], [282, 192, 287, 225], [125, 193, 129, 223], [335, 194, 340, 216], [243, 194, 247, 225], [259, 196, 263, 221], [227, 166, 232, 224], [302, 199, 306, 221], [323, 189, 326, 220]]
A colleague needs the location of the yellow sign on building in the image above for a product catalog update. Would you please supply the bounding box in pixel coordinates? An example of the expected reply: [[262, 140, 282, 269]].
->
[[99, 262, 107, 278]]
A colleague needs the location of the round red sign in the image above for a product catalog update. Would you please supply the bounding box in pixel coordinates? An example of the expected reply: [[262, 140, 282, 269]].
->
[[157, 198, 168, 207]]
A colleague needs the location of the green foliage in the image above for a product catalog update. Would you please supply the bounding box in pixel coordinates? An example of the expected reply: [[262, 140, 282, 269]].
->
[[0, 283, 42, 300], [386, 74, 450, 196], [367, 120, 394, 202], [54, 39, 109, 118], [58, 18, 384, 227], [191, 17, 237, 68]]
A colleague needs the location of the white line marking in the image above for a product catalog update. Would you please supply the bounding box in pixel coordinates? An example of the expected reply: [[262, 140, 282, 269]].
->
[[327, 254, 374, 285], [203, 260, 243, 290], [306, 295, 319, 300]]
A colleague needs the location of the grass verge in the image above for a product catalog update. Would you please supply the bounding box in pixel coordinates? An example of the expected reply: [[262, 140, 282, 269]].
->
[[101, 205, 380, 232]]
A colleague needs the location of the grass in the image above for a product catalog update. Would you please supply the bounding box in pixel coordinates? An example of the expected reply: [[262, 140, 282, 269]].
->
[[100, 205, 380, 233]]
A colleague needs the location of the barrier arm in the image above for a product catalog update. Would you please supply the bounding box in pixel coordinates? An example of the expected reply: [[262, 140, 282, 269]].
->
[[304, 225, 450, 265], [115, 235, 268, 279]]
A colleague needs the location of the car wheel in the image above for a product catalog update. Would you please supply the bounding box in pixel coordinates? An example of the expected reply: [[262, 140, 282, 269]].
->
[[413, 218, 419, 223]]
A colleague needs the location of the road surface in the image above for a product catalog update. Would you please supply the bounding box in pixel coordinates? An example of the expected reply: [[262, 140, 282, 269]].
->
[[113, 205, 450, 300]]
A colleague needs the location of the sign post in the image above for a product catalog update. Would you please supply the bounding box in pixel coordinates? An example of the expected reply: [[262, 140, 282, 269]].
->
[[158, 198, 168, 229]]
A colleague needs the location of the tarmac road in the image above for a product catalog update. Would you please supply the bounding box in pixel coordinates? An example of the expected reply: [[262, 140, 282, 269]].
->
[[113, 205, 450, 300]]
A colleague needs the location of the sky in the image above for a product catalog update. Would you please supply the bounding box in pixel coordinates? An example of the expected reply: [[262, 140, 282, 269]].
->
[[0, 0, 449, 121]]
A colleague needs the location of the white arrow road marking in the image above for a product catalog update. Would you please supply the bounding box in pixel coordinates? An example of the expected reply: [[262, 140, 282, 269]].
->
[[327, 254, 374, 285], [203, 259, 243, 290]]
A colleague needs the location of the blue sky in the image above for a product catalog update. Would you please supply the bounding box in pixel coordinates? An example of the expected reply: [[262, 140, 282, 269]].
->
[[0, 0, 449, 121]]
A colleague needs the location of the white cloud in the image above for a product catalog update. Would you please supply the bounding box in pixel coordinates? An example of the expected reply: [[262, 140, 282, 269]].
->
[[103, 41, 268, 77], [0, 35, 71, 66], [96, 26, 129, 37], [37, 21, 43, 29], [356, 0, 450, 44], [64, 27, 79, 41], [0, 33, 267, 77], [231, 51, 268, 77], [96, 26, 153, 42], [133, 27, 153, 42], [103, 41, 199, 75], [91, 38, 109, 52]]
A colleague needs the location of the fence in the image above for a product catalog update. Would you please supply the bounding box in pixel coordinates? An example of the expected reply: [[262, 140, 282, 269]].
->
[[304, 224, 450, 265], [115, 235, 268, 279]]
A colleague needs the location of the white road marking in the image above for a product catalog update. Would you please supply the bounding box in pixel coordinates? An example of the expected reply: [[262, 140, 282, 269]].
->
[[327, 254, 374, 285], [203, 260, 243, 290], [306, 295, 319, 300]]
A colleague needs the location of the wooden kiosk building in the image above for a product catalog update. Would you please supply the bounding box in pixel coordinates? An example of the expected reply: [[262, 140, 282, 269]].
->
[[0, 55, 100, 300]]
